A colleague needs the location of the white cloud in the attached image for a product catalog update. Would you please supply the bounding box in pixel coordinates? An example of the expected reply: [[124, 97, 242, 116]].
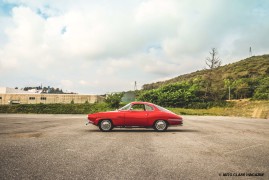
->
[[60, 79, 74, 91], [0, 0, 269, 94], [79, 80, 88, 86]]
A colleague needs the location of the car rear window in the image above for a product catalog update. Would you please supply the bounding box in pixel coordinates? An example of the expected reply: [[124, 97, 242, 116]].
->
[[145, 104, 154, 111], [155, 105, 174, 114]]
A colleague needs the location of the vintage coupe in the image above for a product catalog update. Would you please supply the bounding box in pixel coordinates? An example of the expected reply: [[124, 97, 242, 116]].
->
[[87, 102, 183, 132]]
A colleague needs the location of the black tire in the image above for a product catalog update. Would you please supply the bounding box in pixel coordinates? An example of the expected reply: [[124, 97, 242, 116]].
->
[[99, 120, 113, 132], [153, 120, 168, 132]]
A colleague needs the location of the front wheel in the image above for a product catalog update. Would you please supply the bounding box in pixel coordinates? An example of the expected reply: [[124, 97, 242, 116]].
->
[[154, 120, 168, 132], [99, 120, 113, 132]]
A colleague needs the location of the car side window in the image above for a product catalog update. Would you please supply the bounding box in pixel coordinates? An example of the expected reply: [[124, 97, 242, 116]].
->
[[145, 104, 154, 111], [131, 104, 145, 111]]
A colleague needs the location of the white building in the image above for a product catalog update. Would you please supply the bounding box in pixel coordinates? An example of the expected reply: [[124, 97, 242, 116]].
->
[[0, 87, 104, 105]]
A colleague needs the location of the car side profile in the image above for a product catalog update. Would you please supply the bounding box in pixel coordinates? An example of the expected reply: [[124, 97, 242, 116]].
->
[[87, 102, 183, 132]]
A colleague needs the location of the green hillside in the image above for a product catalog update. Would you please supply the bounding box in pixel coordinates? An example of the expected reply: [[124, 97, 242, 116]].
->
[[143, 55, 269, 90], [138, 55, 269, 107]]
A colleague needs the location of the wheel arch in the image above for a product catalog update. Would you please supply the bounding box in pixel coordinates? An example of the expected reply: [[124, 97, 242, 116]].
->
[[97, 118, 114, 126], [153, 119, 169, 126]]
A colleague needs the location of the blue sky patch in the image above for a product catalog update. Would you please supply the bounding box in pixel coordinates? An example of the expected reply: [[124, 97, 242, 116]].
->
[[61, 26, 67, 34], [37, 8, 50, 19], [0, 0, 17, 16]]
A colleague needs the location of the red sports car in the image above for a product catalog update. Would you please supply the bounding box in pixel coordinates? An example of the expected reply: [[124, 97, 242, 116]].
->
[[87, 102, 183, 132]]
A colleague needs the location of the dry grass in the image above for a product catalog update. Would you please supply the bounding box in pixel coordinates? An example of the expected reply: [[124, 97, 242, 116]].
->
[[169, 100, 269, 119]]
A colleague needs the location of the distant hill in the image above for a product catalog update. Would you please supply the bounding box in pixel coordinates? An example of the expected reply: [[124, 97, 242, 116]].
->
[[142, 55, 269, 90]]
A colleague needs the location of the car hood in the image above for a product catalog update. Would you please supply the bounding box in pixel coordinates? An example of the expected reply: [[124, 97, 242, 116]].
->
[[88, 110, 118, 116]]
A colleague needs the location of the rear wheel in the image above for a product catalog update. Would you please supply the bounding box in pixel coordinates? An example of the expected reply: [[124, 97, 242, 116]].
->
[[154, 120, 168, 132], [99, 120, 113, 132]]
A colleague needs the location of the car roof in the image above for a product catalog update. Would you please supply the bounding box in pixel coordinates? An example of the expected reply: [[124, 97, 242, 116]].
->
[[131, 101, 156, 106]]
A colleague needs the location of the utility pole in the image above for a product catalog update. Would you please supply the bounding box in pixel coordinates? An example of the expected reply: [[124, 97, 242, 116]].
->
[[249, 47, 252, 57], [134, 81, 137, 91], [229, 86, 231, 100]]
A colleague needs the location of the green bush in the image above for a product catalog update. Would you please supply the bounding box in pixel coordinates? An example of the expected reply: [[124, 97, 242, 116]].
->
[[0, 103, 112, 114], [253, 77, 269, 100], [138, 82, 203, 107], [104, 93, 124, 108]]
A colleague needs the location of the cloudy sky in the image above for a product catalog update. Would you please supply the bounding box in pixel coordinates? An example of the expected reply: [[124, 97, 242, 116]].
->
[[0, 0, 268, 94]]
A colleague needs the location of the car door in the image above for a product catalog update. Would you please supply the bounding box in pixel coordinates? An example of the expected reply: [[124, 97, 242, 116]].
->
[[124, 104, 148, 126], [144, 104, 155, 126]]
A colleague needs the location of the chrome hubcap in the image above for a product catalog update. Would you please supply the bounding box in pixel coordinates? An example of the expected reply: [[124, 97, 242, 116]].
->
[[101, 120, 111, 131], [156, 120, 166, 130]]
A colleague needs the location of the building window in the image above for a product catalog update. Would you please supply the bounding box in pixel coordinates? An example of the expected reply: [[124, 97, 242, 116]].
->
[[29, 97, 35, 100], [41, 97, 47, 100], [0, 97, 2, 100]]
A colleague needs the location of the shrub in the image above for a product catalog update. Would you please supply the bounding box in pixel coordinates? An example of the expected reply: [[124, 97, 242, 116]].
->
[[0, 103, 113, 114], [104, 93, 124, 108]]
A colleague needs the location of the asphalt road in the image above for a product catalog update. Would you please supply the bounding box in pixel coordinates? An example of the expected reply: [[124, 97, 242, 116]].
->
[[0, 114, 268, 179]]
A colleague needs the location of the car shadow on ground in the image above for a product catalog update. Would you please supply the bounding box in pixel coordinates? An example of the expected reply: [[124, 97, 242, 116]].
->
[[85, 129, 199, 133]]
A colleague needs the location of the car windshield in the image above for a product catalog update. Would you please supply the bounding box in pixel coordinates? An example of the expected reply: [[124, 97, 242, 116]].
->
[[119, 103, 131, 111], [155, 105, 175, 114]]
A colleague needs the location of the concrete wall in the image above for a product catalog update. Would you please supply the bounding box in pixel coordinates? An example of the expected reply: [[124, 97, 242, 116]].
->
[[0, 94, 104, 105]]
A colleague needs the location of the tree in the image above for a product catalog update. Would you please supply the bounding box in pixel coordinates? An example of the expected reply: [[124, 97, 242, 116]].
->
[[138, 82, 202, 107], [253, 77, 269, 100], [204, 48, 222, 101], [105, 93, 124, 108], [205, 48, 221, 69], [234, 81, 249, 99]]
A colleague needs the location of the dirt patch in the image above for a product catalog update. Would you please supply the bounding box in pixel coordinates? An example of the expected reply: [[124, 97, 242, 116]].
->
[[252, 108, 269, 119], [11, 132, 43, 138]]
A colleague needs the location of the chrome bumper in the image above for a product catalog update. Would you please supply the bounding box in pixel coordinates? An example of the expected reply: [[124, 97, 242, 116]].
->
[[86, 120, 94, 125]]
